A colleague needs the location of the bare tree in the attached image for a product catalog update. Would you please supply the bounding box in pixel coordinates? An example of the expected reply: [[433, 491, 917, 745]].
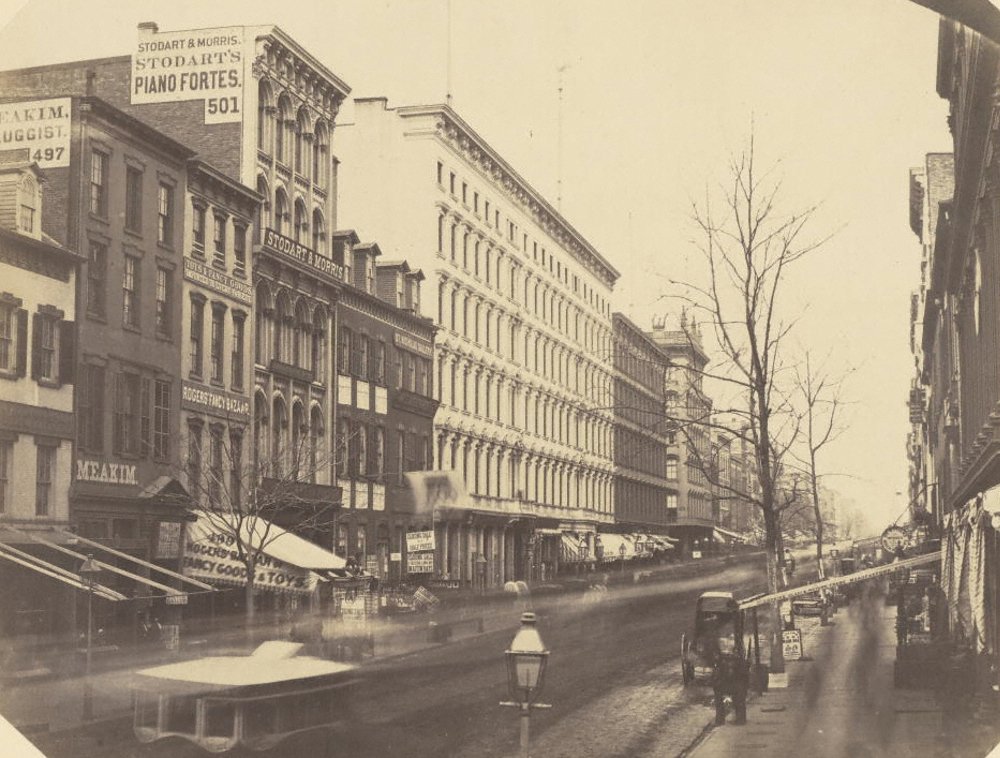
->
[[169, 415, 350, 628], [669, 129, 831, 671], [792, 352, 849, 579]]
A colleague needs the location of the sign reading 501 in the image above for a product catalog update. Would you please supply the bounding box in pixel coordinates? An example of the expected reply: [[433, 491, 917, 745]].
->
[[131, 25, 245, 124]]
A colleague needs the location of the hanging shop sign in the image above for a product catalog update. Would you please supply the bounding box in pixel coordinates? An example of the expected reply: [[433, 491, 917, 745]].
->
[[880, 526, 909, 554], [407, 553, 435, 574], [132, 25, 244, 124], [0, 98, 71, 168], [406, 530, 435, 553]]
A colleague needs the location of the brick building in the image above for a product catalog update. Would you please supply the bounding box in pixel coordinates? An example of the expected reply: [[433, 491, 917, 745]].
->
[[332, 233, 438, 581]]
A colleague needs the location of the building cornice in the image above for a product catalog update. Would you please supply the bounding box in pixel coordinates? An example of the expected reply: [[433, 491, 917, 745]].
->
[[394, 102, 620, 287]]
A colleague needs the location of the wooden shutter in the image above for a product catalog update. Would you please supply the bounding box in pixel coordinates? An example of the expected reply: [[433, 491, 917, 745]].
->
[[30, 312, 40, 379], [15, 309, 27, 377], [58, 321, 75, 385]]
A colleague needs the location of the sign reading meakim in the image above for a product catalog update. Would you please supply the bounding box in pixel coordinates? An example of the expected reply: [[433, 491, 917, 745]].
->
[[132, 25, 244, 124], [0, 98, 71, 168]]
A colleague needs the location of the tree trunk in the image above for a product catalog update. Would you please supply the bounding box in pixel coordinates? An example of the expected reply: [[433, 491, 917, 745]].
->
[[811, 458, 825, 580], [763, 506, 786, 674], [245, 558, 256, 645]]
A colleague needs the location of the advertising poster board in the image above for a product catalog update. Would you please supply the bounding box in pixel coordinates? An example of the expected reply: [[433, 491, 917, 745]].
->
[[782, 629, 803, 661]]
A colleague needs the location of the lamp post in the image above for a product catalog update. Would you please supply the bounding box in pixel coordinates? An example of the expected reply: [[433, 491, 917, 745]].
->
[[78, 553, 101, 721], [500, 612, 551, 757], [619, 542, 627, 575]]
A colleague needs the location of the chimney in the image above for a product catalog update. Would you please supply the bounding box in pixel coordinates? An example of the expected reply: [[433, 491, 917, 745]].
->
[[85, 70, 97, 96], [137, 21, 159, 33]]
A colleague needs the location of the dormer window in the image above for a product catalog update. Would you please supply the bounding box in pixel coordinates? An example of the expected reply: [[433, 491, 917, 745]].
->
[[19, 201, 34, 234]]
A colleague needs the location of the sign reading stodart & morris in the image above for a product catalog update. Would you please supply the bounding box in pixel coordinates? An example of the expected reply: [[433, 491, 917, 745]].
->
[[131, 25, 244, 124]]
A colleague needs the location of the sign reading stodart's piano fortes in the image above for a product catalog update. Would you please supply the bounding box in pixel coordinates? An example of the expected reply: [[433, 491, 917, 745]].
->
[[262, 228, 344, 283]]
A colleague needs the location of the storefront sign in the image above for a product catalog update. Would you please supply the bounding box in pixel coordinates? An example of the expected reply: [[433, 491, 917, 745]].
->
[[394, 332, 434, 359], [182, 381, 250, 419], [262, 228, 344, 281], [155, 522, 183, 560], [407, 530, 435, 553], [407, 553, 435, 574], [390, 552, 402, 562], [132, 26, 244, 124], [184, 257, 252, 305], [165, 594, 188, 606], [428, 579, 460, 589], [182, 524, 316, 594], [0, 98, 71, 168], [75, 457, 138, 486], [781, 629, 803, 661]]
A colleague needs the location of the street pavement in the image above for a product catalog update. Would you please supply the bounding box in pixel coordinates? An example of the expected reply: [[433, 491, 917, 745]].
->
[[689, 584, 1000, 758], [6, 553, 774, 757]]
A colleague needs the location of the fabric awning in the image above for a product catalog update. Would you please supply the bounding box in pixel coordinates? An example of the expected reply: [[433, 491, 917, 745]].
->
[[714, 526, 747, 543], [560, 534, 586, 562], [184, 514, 345, 595], [0, 543, 124, 601]]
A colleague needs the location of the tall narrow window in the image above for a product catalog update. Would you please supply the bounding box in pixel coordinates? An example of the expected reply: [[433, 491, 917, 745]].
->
[[80, 364, 104, 452], [113, 372, 139, 455], [210, 304, 225, 382], [157, 183, 173, 245], [187, 422, 203, 497], [190, 297, 205, 376], [33, 313, 56, 381], [229, 431, 243, 508], [192, 204, 206, 255], [89, 151, 107, 217], [0, 441, 10, 513], [209, 426, 223, 507], [35, 444, 54, 516], [139, 377, 151, 457], [122, 256, 140, 328], [233, 224, 247, 276], [213, 215, 226, 268], [87, 241, 107, 318], [125, 166, 143, 232], [153, 379, 170, 461], [231, 313, 245, 389], [155, 268, 170, 337]]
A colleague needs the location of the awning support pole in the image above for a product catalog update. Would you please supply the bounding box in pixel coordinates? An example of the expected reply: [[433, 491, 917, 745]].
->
[[0, 546, 124, 601]]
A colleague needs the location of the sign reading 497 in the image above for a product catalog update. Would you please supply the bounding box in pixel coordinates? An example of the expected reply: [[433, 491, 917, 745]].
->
[[131, 25, 244, 124]]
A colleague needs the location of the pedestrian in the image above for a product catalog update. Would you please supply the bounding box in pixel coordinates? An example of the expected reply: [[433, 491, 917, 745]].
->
[[710, 625, 749, 726]]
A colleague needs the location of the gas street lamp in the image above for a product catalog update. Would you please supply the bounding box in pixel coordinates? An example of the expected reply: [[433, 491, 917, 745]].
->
[[619, 541, 627, 575], [500, 612, 551, 757], [79, 553, 101, 721]]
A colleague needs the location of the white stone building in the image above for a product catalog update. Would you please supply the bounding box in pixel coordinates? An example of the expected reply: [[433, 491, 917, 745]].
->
[[337, 99, 619, 585]]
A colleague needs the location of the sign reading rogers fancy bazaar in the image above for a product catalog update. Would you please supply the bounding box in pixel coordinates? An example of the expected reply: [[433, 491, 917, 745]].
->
[[262, 228, 344, 281], [0, 98, 71, 168], [131, 25, 244, 124], [182, 381, 250, 419]]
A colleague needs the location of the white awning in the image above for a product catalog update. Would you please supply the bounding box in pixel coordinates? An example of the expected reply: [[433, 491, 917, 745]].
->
[[184, 514, 345, 595], [714, 526, 748, 543], [596, 533, 636, 561], [560, 534, 586, 562], [0, 544, 124, 601]]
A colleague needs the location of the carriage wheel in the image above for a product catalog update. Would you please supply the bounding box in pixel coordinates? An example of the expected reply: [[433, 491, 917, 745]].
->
[[681, 633, 693, 685]]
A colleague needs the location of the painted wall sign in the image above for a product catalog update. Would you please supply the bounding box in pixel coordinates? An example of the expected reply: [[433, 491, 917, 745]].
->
[[0, 98, 71, 168], [181, 381, 250, 419], [75, 457, 138, 486], [184, 257, 252, 305], [262, 228, 344, 282], [132, 26, 244, 124]]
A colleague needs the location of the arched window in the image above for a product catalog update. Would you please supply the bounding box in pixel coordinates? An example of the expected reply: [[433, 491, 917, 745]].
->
[[312, 208, 326, 255], [291, 402, 306, 477], [254, 284, 272, 364], [274, 292, 291, 365], [254, 392, 269, 474], [356, 423, 368, 478], [257, 79, 274, 153], [274, 188, 289, 236], [256, 175, 270, 242], [313, 120, 329, 188], [294, 299, 310, 369], [294, 107, 309, 176], [336, 418, 349, 479], [272, 396, 287, 477], [275, 94, 293, 163], [293, 198, 307, 243], [312, 305, 327, 381], [310, 405, 324, 482]]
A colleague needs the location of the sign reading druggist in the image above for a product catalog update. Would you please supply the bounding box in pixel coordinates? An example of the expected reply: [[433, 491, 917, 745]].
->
[[0, 98, 71, 168], [131, 26, 244, 124]]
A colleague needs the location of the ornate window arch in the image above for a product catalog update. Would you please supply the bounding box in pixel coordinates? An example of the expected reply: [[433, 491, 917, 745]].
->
[[294, 106, 310, 177], [275, 93, 293, 163], [293, 197, 308, 243], [313, 120, 329, 188], [272, 394, 288, 477], [273, 187, 290, 236], [274, 290, 292, 364], [312, 208, 326, 255], [254, 282, 273, 364], [294, 298, 311, 368], [257, 79, 275, 153]]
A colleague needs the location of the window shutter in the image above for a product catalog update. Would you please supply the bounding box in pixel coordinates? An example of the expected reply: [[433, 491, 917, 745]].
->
[[58, 321, 75, 385], [30, 312, 40, 379], [15, 309, 27, 377]]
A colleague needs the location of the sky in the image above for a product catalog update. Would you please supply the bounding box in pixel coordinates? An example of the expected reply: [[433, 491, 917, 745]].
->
[[0, 0, 953, 534]]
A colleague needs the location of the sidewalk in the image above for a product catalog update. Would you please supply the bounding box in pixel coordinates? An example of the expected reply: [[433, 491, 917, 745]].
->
[[687, 588, 996, 758]]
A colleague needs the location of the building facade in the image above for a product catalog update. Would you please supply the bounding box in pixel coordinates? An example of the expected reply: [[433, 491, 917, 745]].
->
[[648, 314, 715, 557], [0, 152, 83, 641], [610, 313, 671, 537], [337, 98, 620, 585], [332, 234, 438, 582]]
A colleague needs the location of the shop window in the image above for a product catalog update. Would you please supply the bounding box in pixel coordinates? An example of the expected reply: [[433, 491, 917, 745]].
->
[[35, 444, 54, 516]]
